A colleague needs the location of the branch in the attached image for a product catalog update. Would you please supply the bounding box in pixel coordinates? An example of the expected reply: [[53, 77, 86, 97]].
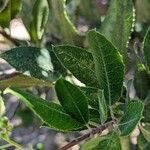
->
[[59, 120, 116, 150], [0, 30, 20, 46], [0, 72, 21, 80]]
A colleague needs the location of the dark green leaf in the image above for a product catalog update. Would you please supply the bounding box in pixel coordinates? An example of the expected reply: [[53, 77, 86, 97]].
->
[[143, 102, 150, 123], [88, 30, 124, 105], [89, 108, 100, 124], [97, 90, 108, 124], [11, 0, 22, 18], [143, 27, 150, 70], [0, 0, 22, 27], [53, 45, 99, 88], [0, 74, 52, 88], [80, 86, 99, 109], [0, 47, 54, 81], [82, 132, 121, 150], [100, 0, 134, 67], [30, 0, 49, 41], [4, 87, 84, 131], [55, 78, 89, 124], [134, 64, 150, 99], [140, 123, 150, 142], [138, 132, 150, 150], [119, 101, 144, 136]]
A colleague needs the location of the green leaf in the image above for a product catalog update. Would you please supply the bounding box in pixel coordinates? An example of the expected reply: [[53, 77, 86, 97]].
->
[[100, 0, 134, 67], [55, 78, 89, 124], [143, 27, 150, 70], [138, 132, 150, 150], [82, 132, 121, 150], [140, 123, 150, 142], [0, 74, 52, 88], [134, 64, 150, 99], [30, 0, 49, 41], [53, 45, 99, 88], [97, 90, 108, 124], [80, 86, 99, 109], [88, 30, 124, 105], [0, 47, 54, 81], [78, 0, 100, 22], [0, 96, 5, 116], [0, 0, 22, 27], [50, 0, 83, 46], [89, 108, 100, 124], [4, 87, 84, 131], [119, 101, 144, 136], [11, 0, 22, 18]]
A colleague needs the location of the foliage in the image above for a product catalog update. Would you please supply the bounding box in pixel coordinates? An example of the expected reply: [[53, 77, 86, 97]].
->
[[0, 0, 149, 149]]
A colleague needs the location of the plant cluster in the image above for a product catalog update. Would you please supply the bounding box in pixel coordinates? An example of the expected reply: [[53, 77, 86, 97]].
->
[[0, 0, 149, 149]]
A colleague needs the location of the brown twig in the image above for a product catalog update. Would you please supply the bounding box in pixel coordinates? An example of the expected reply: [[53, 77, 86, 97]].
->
[[0, 30, 20, 46], [59, 120, 116, 150], [0, 72, 21, 80]]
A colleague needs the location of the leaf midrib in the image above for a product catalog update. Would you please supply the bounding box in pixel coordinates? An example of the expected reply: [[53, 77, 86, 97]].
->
[[65, 84, 88, 124], [95, 36, 111, 105]]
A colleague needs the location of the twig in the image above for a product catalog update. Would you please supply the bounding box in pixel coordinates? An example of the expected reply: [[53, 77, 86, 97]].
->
[[0, 72, 21, 80], [0, 30, 20, 46], [59, 120, 116, 150]]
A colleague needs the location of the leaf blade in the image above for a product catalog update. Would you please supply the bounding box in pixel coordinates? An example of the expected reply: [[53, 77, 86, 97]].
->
[[82, 132, 122, 150], [100, 0, 134, 67], [97, 90, 108, 124], [4, 87, 84, 131], [55, 78, 89, 124], [119, 101, 144, 136], [88, 30, 124, 105], [53, 45, 99, 88]]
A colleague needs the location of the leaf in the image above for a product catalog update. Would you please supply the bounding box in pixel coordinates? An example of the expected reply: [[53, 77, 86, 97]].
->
[[97, 90, 108, 124], [0, 0, 22, 27], [134, 64, 150, 99], [82, 132, 121, 150], [89, 108, 100, 124], [100, 0, 134, 67], [11, 0, 22, 18], [88, 30, 124, 105], [140, 123, 150, 142], [50, 0, 83, 46], [138, 132, 150, 150], [78, 0, 100, 22], [53, 45, 99, 88], [0, 47, 54, 81], [119, 101, 144, 136], [143, 27, 150, 70], [55, 78, 89, 124], [0, 74, 52, 88], [80, 86, 99, 109], [4, 87, 84, 131], [0, 96, 5, 116], [30, 0, 49, 41]]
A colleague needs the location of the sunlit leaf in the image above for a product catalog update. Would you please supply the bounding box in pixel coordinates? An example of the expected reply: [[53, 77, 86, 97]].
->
[[53, 45, 99, 88]]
